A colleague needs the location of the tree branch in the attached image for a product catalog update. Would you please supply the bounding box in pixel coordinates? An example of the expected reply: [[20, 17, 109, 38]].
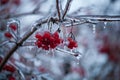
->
[[67, 15, 120, 22], [62, 0, 72, 20], [56, 0, 61, 20]]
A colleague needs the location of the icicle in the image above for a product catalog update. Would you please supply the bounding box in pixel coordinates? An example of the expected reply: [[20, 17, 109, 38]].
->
[[104, 22, 107, 29], [92, 24, 96, 34], [73, 49, 82, 64], [50, 49, 55, 57]]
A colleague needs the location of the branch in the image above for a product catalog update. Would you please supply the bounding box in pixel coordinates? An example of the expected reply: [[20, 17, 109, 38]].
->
[[67, 15, 120, 22], [0, 18, 50, 71], [56, 0, 61, 20], [70, 15, 120, 18], [62, 0, 72, 20]]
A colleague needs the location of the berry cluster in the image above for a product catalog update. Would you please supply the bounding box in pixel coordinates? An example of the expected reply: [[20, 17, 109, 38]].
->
[[35, 31, 63, 50], [0, 57, 16, 80], [67, 37, 78, 49], [35, 31, 78, 50], [98, 35, 120, 62], [4, 23, 17, 39]]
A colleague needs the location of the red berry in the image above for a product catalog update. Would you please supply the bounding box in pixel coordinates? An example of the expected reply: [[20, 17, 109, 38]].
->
[[50, 37, 56, 48], [99, 46, 110, 53], [4, 32, 13, 38], [42, 37, 50, 46], [43, 31, 51, 38], [9, 23, 17, 31], [35, 40, 42, 48], [8, 76, 15, 80], [53, 31, 59, 39], [3, 65, 16, 72], [35, 33, 42, 40]]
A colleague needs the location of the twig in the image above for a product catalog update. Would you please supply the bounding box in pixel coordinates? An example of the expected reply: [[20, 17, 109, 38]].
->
[[62, 0, 72, 20], [56, 0, 61, 20], [33, 0, 48, 13]]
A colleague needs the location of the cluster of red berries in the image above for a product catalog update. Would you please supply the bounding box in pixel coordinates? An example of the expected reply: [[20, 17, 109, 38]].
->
[[67, 37, 78, 49], [1, 0, 20, 5], [99, 43, 119, 62], [98, 35, 120, 62], [4, 23, 17, 39], [35, 31, 78, 50], [0, 57, 16, 80], [35, 31, 63, 50]]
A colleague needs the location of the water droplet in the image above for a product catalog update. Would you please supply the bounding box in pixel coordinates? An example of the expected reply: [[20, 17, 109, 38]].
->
[[76, 55, 81, 64], [93, 24, 96, 33], [104, 22, 107, 29], [72, 49, 82, 64]]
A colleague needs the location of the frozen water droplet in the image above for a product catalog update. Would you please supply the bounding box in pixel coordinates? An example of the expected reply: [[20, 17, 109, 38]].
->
[[93, 24, 96, 33], [72, 49, 82, 64], [76, 56, 81, 64], [104, 22, 107, 29]]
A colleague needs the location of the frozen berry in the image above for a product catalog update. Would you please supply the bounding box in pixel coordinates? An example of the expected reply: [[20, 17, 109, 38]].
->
[[67, 37, 78, 49], [4, 32, 13, 38], [3, 65, 16, 72], [9, 23, 17, 31]]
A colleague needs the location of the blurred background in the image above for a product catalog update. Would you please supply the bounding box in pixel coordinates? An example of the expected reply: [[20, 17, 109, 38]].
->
[[0, 0, 120, 80]]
